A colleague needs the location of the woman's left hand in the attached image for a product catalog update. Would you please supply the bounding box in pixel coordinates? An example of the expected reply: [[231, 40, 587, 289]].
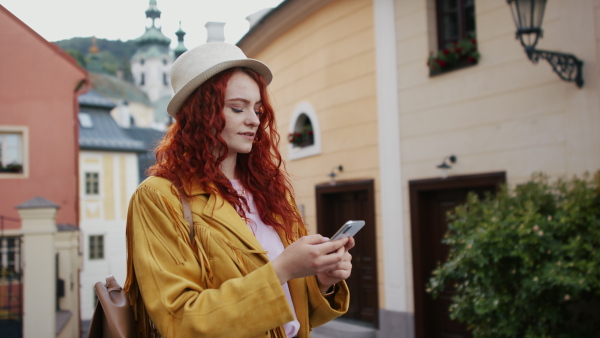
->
[[316, 237, 355, 293]]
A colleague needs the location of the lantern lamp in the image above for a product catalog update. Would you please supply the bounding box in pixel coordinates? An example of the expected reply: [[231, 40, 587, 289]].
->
[[507, 0, 583, 88]]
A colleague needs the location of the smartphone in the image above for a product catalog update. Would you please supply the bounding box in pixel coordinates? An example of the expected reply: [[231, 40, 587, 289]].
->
[[329, 220, 365, 241]]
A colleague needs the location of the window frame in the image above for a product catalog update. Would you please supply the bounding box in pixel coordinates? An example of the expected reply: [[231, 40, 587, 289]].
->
[[0, 126, 29, 179], [85, 172, 100, 195], [435, 0, 476, 50], [88, 234, 104, 260]]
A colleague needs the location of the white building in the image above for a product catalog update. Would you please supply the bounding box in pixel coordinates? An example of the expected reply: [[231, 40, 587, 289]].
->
[[78, 90, 145, 320]]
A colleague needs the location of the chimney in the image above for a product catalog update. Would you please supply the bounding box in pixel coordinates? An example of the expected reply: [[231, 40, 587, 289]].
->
[[205, 22, 225, 42]]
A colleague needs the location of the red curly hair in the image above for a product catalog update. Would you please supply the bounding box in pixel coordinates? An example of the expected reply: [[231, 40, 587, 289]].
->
[[148, 67, 305, 240]]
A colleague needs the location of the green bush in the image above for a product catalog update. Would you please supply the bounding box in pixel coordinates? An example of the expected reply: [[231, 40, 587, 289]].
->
[[428, 171, 600, 337]]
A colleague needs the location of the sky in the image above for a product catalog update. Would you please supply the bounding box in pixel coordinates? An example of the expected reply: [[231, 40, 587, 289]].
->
[[1, 0, 285, 47]]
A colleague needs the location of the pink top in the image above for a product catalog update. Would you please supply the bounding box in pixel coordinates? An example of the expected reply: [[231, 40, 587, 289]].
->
[[231, 180, 300, 338]]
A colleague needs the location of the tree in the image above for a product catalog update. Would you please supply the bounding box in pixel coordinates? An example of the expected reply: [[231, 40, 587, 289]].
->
[[64, 48, 87, 68]]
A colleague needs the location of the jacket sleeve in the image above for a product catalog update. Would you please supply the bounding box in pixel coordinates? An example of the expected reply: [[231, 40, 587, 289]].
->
[[306, 275, 350, 328], [127, 184, 295, 337]]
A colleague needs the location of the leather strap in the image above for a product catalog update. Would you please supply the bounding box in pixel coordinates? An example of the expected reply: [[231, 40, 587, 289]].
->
[[179, 192, 195, 244]]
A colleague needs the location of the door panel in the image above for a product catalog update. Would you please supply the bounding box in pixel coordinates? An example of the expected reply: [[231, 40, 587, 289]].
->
[[316, 180, 378, 327], [410, 172, 506, 338]]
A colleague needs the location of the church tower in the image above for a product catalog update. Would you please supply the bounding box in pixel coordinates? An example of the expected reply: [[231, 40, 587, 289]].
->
[[130, 0, 173, 104]]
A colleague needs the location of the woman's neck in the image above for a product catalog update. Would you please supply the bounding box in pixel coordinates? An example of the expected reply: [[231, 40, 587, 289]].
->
[[220, 154, 237, 180]]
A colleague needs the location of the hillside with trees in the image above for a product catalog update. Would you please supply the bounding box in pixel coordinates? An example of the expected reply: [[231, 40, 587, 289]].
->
[[55, 37, 138, 82]]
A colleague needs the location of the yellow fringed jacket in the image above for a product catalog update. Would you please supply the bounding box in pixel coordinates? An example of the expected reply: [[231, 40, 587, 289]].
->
[[124, 176, 349, 337]]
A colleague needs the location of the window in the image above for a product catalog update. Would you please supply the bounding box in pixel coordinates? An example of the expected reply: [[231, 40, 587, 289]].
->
[[163, 72, 168, 86], [79, 113, 93, 128], [289, 114, 314, 148], [0, 236, 21, 274], [0, 131, 24, 174], [85, 172, 99, 195], [288, 102, 322, 161], [140, 73, 145, 86], [436, 0, 476, 50], [89, 235, 104, 260], [428, 0, 478, 75]]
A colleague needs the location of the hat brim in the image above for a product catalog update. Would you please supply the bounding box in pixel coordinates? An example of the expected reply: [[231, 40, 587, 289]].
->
[[166, 58, 272, 117]]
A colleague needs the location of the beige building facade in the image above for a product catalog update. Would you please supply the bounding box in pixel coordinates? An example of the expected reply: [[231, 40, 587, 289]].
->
[[238, 0, 600, 337]]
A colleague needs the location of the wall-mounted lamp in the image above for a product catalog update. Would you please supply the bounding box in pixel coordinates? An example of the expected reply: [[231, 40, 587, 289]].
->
[[436, 155, 456, 179], [506, 0, 584, 88], [329, 165, 344, 185]]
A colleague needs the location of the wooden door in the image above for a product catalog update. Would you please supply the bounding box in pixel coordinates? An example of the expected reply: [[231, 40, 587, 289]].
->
[[410, 172, 506, 338], [316, 180, 378, 327]]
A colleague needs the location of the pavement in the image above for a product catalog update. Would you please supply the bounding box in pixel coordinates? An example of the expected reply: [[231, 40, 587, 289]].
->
[[311, 319, 377, 338]]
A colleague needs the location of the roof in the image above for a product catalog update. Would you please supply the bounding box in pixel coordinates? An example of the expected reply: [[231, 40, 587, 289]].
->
[[131, 44, 172, 62], [135, 26, 171, 47], [16, 196, 60, 209], [122, 127, 165, 151], [57, 224, 79, 232], [78, 89, 116, 109], [237, 0, 333, 56], [122, 127, 165, 182], [79, 90, 147, 153], [89, 72, 151, 106]]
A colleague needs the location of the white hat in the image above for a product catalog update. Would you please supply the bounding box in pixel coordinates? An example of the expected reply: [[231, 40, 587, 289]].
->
[[167, 42, 273, 117]]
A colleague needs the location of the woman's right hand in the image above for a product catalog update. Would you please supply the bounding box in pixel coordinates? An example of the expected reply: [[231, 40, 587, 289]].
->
[[271, 234, 349, 284]]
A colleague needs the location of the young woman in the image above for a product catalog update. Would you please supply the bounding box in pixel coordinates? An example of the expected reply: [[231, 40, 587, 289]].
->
[[124, 42, 354, 338]]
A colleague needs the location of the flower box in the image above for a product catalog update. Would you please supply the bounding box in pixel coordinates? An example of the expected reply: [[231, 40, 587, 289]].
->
[[428, 37, 480, 77]]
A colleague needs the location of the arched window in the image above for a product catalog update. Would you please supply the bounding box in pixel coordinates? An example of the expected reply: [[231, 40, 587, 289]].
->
[[289, 114, 314, 148], [140, 73, 145, 86], [288, 102, 321, 160]]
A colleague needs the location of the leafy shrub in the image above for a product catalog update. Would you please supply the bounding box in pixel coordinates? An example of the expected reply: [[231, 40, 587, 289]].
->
[[428, 171, 600, 337]]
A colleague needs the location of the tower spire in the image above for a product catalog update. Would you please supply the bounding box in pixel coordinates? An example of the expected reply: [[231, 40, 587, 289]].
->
[[145, 0, 161, 28], [135, 0, 171, 47], [174, 21, 187, 59]]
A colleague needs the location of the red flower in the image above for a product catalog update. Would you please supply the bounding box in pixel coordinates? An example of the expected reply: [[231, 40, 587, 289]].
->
[[435, 59, 447, 67], [442, 48, 450, 55], [468, 56, 477, 63], [471, 38, 477, 44]]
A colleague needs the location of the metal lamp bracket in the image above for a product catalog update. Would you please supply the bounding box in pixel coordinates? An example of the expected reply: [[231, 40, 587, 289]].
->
[[525, 47, 584, 88]]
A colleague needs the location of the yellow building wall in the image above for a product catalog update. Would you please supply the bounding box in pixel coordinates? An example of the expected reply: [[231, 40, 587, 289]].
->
[[394, 0, 600, 312], [249, 0, 380, 235]]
